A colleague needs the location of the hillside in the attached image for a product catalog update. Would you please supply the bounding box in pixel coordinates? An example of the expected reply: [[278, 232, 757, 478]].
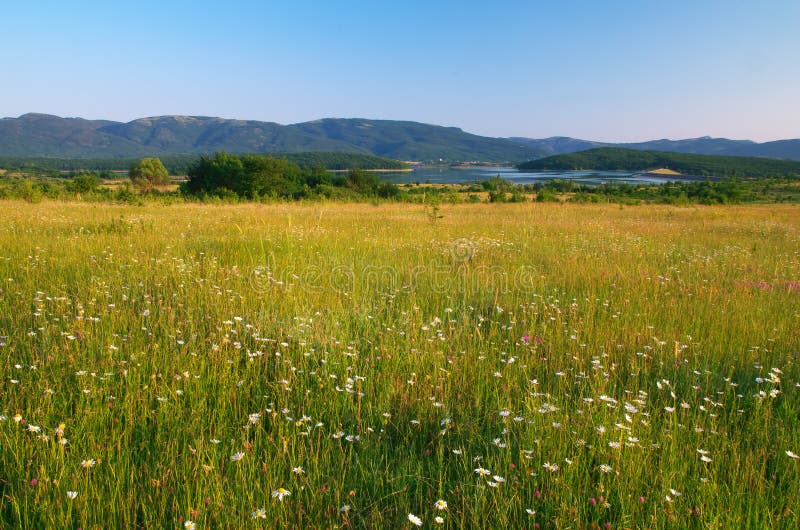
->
[[509, 135, 800, 160], [0, 114, 543, 163], [4, 113, 800, 163], [518, 147, 800, 178]]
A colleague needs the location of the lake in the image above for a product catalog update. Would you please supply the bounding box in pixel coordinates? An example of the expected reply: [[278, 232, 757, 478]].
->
[[382, 166, 698, 185]]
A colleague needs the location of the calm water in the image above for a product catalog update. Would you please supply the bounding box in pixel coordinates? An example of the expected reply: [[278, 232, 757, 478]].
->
[[384, 167, 690, 185]]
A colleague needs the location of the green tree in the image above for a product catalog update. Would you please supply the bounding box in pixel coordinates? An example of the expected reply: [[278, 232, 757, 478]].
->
[[129, 158, 170, 191], [186, 152, 244, 196], [68, 172, 100, 194], [240, 155, 302, 198], [345, 169, 381, 193]]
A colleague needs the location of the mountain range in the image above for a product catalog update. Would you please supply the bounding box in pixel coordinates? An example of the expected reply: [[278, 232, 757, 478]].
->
[[1, 113, 799, 163]]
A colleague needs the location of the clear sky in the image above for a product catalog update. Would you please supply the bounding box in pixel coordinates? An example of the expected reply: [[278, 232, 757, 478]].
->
[[1, 0, 798, 142]]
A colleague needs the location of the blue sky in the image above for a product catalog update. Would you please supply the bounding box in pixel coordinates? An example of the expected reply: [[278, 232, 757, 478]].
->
[[1, 0, 798, 141]]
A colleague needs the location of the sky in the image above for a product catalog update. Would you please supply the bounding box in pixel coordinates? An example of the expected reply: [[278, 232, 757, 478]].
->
[[1, 0, 798, 142]]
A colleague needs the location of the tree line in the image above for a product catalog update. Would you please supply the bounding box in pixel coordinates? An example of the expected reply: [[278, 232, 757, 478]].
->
[[184, 152, 401, 200], [0, 152, 408, 174]]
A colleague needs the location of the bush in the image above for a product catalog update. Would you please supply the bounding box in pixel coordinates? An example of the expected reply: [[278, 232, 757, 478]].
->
[[13, 180, 43, 203], [536, 189, 559, 202], [67, 173, 100, 194], [488, 190, 507, 203]]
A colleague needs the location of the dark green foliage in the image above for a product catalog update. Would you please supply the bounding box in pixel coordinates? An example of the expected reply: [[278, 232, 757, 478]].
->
[[185, 153, 245, 195], [519, 147, 800, 178], [185, 152, 401, 200], [241, 155, 304, 199]]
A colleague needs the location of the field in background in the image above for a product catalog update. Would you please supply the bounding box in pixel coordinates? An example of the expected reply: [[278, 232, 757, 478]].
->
[[1, 201, 799, 528]]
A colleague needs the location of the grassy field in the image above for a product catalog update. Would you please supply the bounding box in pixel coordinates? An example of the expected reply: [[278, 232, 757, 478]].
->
[[1, 201, 799, 528]]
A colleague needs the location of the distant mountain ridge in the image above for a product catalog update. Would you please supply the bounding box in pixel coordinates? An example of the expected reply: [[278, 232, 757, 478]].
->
[[511, 135, 800, 160], [0, 113, 541, 162], [1, 113, 799, 162]]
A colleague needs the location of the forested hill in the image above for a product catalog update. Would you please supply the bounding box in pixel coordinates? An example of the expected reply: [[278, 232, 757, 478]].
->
[[0, 114, 542, 163], [5, 113, 800, 164], [510, 136, 800, 160], [518, 148, 800, 178]]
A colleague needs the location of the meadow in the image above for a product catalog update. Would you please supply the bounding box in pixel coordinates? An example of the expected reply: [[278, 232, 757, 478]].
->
[[1, 201, 798, 528]]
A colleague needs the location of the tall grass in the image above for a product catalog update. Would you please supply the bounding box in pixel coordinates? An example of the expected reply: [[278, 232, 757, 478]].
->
[[1, 201, 798, 528]]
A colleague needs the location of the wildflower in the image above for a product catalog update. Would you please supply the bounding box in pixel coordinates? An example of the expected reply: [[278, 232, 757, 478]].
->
[[543, 462, 559, 472], [786, 450, 800, 459], [80, 459, 96, 469], [292, 466, 304, 474], [252, 508, 267, 519], [408, 513, 423, 526], [474, 467, 491, 476], [231, 451, 245, 462], [66, 491, 78, 499], [435, 516, 444, 524], [55, 423, 66, 437], [492, 475, 506, 483], [27, 424, 41, 433], [13, 414, 22, 423], [340, 504, 351, 513], [526, 508, 536, 515], [599, 464, 613, 473], [184, 521, 195, 530], [272, 487, 291, 501], [666, 488, 682, 502], [434, 500, 447, 510]]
